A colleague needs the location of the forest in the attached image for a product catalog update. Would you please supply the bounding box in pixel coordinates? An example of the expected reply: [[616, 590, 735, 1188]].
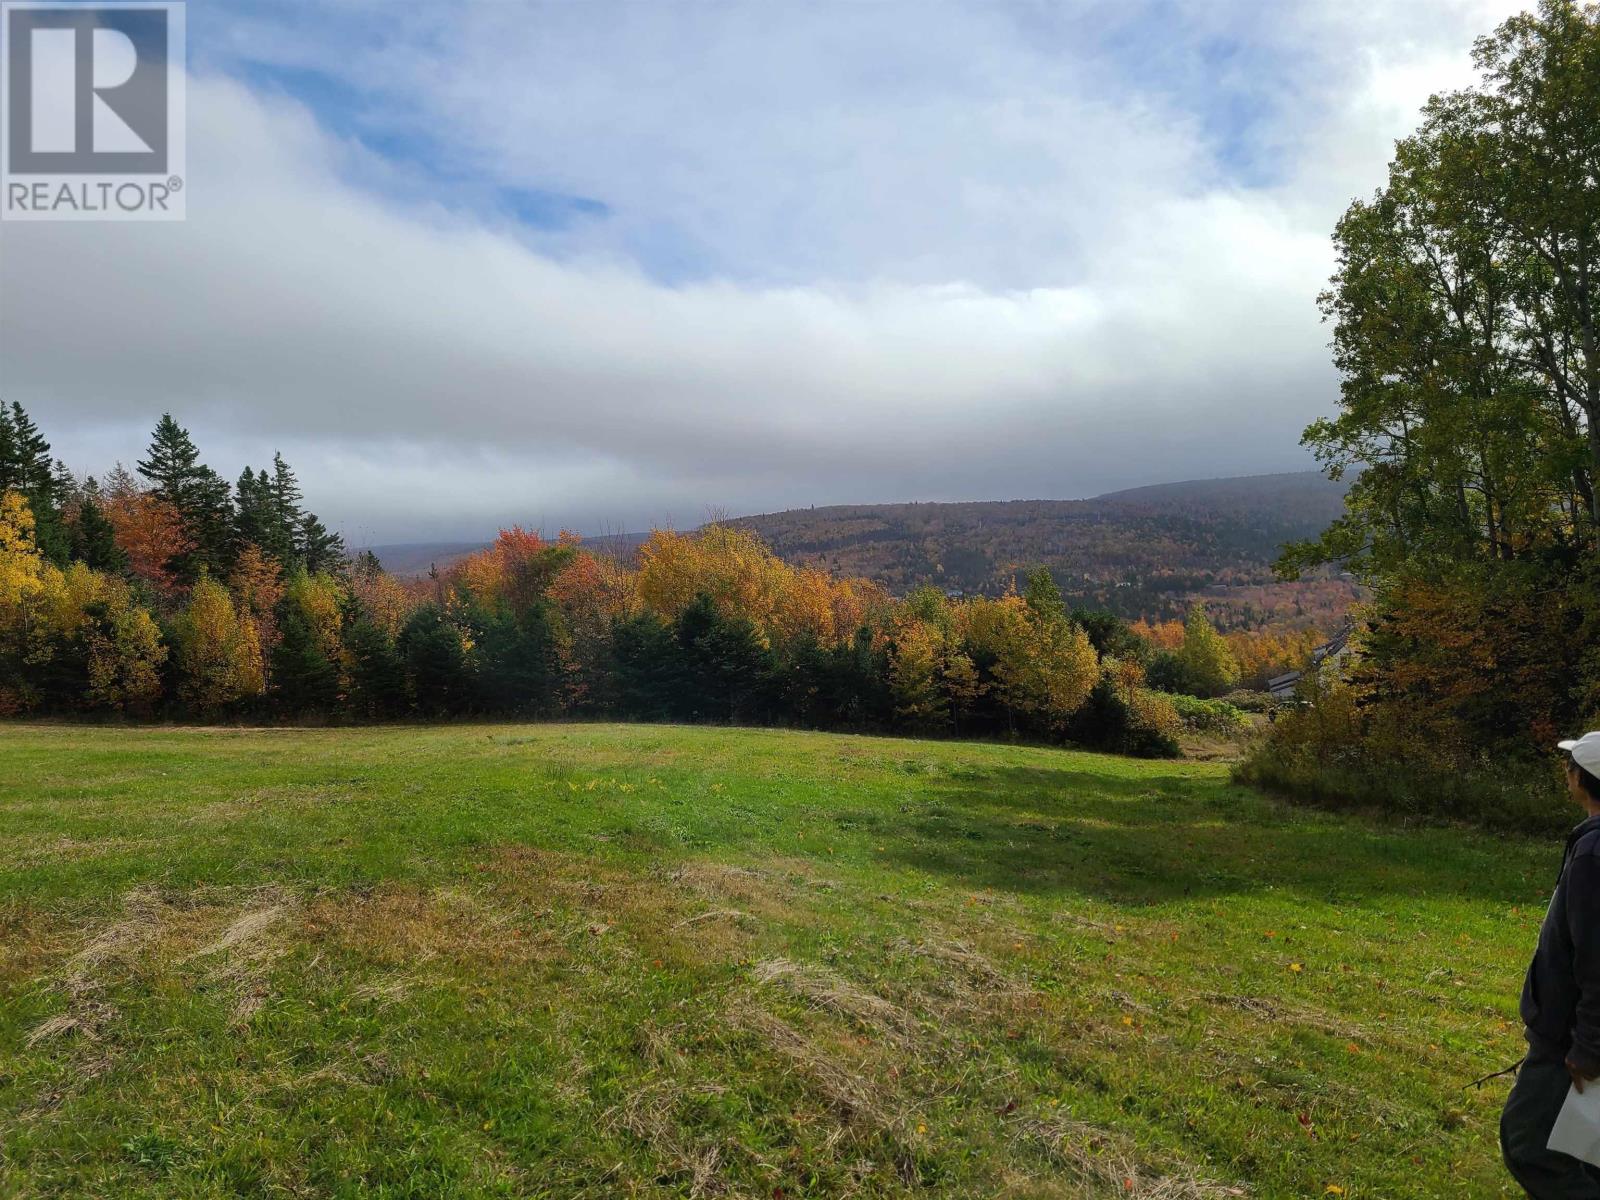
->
[[0, 404, 1319, 754]]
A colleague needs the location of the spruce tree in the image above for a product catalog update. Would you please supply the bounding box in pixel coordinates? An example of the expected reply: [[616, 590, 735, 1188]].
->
[[271, 611, 339, 713], [0, 403, 68, 564], [298, 513, 345, 574], [398, 606, 471, 715], [270, 453, 303, 538], [136, 414, 203, 503], [346, 620, 407, 718], [70, 481, 129, 573], [136, 414, 236, 580]]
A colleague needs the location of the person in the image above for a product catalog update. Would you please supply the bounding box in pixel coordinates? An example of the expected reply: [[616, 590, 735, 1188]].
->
[[1504, 731, 1600, 1196]]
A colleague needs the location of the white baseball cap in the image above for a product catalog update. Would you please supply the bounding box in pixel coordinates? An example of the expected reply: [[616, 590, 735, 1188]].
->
[[1559, 732, 1600, 775]]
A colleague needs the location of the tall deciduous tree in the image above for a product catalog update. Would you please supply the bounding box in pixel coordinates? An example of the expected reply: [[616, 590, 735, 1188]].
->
[[1285, 0, 1600, 577]]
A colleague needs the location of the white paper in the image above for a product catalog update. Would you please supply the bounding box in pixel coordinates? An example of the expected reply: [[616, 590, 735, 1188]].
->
[[1548, 1082, 1600, 1165]]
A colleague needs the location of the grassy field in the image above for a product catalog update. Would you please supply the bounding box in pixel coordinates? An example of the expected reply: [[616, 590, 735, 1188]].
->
[[0, 723, 1555, 1198]]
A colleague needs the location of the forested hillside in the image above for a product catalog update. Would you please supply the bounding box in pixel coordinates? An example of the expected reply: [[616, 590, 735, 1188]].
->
[[732, 471, 1355, 630]]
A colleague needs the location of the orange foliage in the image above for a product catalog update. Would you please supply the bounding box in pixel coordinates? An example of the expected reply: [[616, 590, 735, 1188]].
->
[[230, 545, 286, 661], [636, 525, 886, 647], [102, 471, 189, 599]]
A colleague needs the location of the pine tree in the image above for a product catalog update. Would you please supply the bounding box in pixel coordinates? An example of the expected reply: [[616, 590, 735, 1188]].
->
[[234, 467, 281, 561], [271, 610, 339, 713], [298, 513, 345, 574], [136, 414, 203, 503], [270, 453, 303, 537], [346, 619, 407, 718], [398, 606, 471, 715], [70, 481, 129, 574], [0, 403, 69, 565], [136, 415, 235, 581]]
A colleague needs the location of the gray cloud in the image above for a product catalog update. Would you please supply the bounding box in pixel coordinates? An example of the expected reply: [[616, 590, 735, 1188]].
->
[[0, 2, 1526, 542]]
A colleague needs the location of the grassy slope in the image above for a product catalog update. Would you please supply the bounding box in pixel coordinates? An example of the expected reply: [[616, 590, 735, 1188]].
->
[[0, 724, 1550, 1198]]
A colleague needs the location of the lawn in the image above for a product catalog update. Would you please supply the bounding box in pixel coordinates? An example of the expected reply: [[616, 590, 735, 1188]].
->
[[0, 722, 1555, 1197]]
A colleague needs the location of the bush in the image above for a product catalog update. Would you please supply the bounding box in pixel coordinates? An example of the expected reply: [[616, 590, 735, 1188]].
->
[[1234, 677, 1571, 834], [1167, 693, 1249, 734], [1145, 650, 1195, 695], [1220, 689, 1275, 714], [1067, 674, 1182, 759]]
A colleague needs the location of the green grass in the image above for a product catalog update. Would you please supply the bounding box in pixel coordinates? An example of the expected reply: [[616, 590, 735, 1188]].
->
[[0, 722, 1554, 1198]]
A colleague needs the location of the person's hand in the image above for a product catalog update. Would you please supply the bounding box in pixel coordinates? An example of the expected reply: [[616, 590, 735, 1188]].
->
[[1568, 1056, 1600, 1093]]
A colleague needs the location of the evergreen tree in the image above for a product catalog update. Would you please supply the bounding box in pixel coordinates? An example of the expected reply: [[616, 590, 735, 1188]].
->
[[673, 593, 774, 723], [70, 481, 129, 574], [136, 414, 203, 503], [297, 513, 345, 574], [1071, 608, 1150, 663], [398, 605, 471, 715], [136, 415, 235, 581], [346, 619, 407, 718], [270, 453, 304, 538], [271, 610, 339, 712], [234, 467, 284, 562], [607, 614, 686, 721], [472, 601, 564, 714], [0, 403, 69, 565]]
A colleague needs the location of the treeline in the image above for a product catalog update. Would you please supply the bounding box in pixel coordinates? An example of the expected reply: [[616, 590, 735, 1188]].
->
[[1245, 1, 1600, 832], [0, 404, 1278, 753]]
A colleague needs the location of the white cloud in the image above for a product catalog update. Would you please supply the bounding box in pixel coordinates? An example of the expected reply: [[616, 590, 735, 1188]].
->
[[0, 2, 1534, 541]]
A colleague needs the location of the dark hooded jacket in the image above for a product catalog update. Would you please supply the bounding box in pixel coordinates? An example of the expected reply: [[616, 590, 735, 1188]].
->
[[1522, 812, 1600, 1068]]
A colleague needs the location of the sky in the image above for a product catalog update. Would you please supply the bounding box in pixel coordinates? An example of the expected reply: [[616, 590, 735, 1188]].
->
[[0, 0, 1530, 545]]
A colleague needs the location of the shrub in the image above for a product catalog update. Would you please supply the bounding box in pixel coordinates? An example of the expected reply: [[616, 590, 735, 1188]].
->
[[1235, 677, 1571, 834], [1067, 673, 1181, 759], [1167, 693, 1249, 735], [1220, 689, 1275, 714]]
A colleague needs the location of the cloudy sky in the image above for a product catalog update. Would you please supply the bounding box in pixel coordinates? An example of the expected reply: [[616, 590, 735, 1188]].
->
[[0, 0, 1527, 545]]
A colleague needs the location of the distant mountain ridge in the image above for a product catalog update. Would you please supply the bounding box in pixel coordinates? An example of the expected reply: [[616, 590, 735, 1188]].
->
[[728, 471, 1354, 629], [365, 471, 1355, 631]]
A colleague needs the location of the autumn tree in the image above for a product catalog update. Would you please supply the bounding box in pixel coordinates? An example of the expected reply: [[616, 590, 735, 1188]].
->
[[101, 465, 190, 599], [1175, 605, 1240, 697], [171, 575, 263, 713]]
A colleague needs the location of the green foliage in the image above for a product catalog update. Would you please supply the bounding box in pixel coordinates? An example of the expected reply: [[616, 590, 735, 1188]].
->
[[398, 606, 472, 716], [1071, 608, 1150, 663], [1283, 0, 1600, 579], [1166, 693, 1249, 735], [271, 611, 339, 713], [344, 619, 407, 719], [0, 402, 69, 566], [1066, 674, 1182, 758], [1264, 3, 1600, 828], [470, 601, 565, 716], [1022, 566, 1065, 622], [672, 593, 775, 724], [1237, 676, 1571, 833], [68, 487, 127, 575], [1174, 605, 1240, 698]]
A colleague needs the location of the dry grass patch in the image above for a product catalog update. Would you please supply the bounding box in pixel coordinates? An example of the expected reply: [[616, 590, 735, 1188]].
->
[[751, 957, 918, 1042], [1012, 1113, 1248, 1199]]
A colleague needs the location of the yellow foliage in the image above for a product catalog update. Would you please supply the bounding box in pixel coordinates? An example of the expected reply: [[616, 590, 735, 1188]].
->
[[637, 525, 886, 648], [0, 490, 44, 611], [173, 575, 264, 711]]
